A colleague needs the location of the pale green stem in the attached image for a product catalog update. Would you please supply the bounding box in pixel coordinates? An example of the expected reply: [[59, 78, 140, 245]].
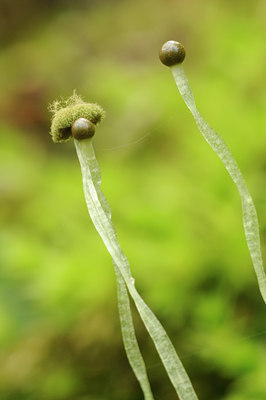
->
[[74, 138, 153, 399], [171, 64, 266, 304], [74, 138, 198, 400], [114, 264, 154, 400]]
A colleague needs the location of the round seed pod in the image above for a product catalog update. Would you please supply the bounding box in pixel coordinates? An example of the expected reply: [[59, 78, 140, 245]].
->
[[71, 118, 95, 140], [159, 41, 186, 67]]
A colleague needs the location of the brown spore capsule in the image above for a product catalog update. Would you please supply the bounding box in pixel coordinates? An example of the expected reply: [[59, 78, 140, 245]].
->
[[71, 118, 95, 140], [159, 41, 186, 67]]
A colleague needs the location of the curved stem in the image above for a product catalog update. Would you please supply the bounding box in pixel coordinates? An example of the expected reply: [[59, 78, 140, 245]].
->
[[114, 264, 154, 400], [74, 138, 198, 400], [171, 64, 266, 304]]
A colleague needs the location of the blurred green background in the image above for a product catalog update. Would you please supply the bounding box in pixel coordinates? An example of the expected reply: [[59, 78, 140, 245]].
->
[[0, 0, 265, 399]]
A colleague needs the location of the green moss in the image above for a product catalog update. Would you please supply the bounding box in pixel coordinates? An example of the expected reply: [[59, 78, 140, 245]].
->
[[49, 92, 105, 143]]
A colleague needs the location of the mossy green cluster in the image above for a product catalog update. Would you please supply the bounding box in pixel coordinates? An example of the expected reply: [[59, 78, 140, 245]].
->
[[49, 92, 105, 143]]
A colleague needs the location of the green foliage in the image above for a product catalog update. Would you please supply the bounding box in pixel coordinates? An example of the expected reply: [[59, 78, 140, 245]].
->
[[0, 0, 265, 399]]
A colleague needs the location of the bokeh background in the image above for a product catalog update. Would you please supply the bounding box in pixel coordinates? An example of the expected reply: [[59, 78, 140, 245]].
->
[[0, 0, 265, 399]]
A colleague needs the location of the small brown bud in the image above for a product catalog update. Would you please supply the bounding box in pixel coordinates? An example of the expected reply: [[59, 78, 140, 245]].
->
[[159, 41, 186, 67], [71, 118, 95, 140]]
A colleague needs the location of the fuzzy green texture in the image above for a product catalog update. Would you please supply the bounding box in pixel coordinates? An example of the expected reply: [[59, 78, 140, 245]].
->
[[49, 93, 105, 143]]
